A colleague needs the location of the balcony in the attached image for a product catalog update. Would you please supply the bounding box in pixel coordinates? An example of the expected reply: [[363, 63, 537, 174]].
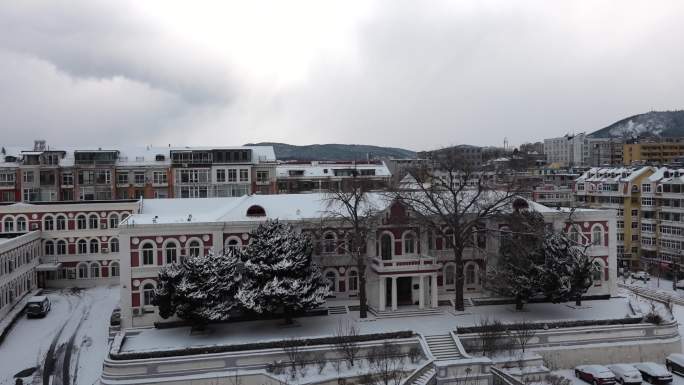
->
[[370, 256, 442, 273]]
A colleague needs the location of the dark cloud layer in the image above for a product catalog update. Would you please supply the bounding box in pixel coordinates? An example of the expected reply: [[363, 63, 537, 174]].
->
[[1, 1, 683, 151]]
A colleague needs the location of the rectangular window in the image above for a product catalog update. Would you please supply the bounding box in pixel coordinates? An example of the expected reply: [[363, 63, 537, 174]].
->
[[117, 173, 129, 185], [134, 172, 145, 184], [153, 171, 167, 184], [642, 184, 651, 193], [216, 169, 226, 183], [239, 169, 249, 182], [23, 188, 38, 202], [0, 171, 16, 186], [228, 169, 237, 182], [23, 171, 34, 183], [256, 170, 269, 183]]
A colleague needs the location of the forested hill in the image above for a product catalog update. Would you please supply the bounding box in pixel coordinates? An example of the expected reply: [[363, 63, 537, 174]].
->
[[245, 142, 416, 161]]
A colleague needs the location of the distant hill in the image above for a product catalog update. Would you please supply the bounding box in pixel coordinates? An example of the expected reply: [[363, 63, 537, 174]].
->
[[589, 110, 684, 139], [245, 142, 416, 161]]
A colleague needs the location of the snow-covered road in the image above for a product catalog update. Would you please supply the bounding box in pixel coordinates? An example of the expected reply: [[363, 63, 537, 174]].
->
[[0, 285, 119, 385]]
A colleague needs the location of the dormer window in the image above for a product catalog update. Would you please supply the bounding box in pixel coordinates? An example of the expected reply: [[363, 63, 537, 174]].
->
[[246, 205, 266, 217]]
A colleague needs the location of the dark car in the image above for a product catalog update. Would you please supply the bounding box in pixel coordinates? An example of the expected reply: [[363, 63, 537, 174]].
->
[[665, 354, 684, 376], [575, 365, 617, 385], [26, 296, 50, 318], [110, 306, 121, 326], [634, 363, 672, 384]]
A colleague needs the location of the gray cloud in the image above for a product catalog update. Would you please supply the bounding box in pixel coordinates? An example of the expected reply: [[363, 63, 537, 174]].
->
[[1, 1, 683, 150]]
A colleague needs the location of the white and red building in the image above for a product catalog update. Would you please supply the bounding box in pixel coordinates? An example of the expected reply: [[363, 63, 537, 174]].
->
[[117, 193, 617, 328]]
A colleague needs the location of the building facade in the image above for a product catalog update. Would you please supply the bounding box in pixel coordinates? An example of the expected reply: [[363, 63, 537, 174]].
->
[[275, 161, 391, 193], [544, 134, 586, 167], [0, 142, 277, 203], [117, 193, 616, 328], [0, 232, 41, 321], [623, 139, 684, 165]]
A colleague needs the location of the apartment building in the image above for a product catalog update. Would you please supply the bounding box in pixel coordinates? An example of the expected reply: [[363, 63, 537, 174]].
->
[[574, 167, 656, 270], [528, 169, 580, 207], [0, 232, 41, 321], [275, 161, 391, 193], [544, 134, 586, 167], [623, 139, 684, 165], [0, 142, 278, 203]]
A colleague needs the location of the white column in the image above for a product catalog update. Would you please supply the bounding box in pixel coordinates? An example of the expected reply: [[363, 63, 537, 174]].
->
[[418, 276, 425, 309], [391, 277, 398, 311], [431, 274, 438, 308], [379, 277, 386, 311]]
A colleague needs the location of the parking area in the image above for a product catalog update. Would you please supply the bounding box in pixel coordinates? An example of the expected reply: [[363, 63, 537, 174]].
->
[[0, 285, 119, 385]]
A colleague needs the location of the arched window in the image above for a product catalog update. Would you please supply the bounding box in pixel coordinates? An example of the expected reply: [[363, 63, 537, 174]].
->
[[592, 226, 603, 246], [188, 240, 201, 258], [2, 217, 13, 233], [88, 214, 99, 229], [593, 261, 603, 282], [56, 240, 67, 255], [403, 232, 416, 255], [380, 233, 393, 260], [110, 238, 119, 253], [165, 241, 179, 264], [76, 215, 87, 230], [89, 239, 99, 253], [90, 262, 100, 278], [110, 262, 120, 277], [45, 240, 55, 255], [16, 217, 26, 232], [120, 213, 129, 224], [108, 213, 119, 229], [246, 205, 266, 216], [323, 232, 336, 254], [43, 216, 54, 231], [224, 238, 241, 253], [465, 263, 477, 285], [325, 271, 337, 291], [569, 225, 580, 244], [143, 283, 155, 306], [56, 215, 66, 230], [348, 270, 358, 291], [141, 243, 155, 265], [77, 239, 88, 254], [445, 265, 455, 285], [78, 263, 88, 279]]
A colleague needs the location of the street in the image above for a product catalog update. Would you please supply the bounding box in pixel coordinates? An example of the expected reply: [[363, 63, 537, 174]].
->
[[0, 286, 119, 385]]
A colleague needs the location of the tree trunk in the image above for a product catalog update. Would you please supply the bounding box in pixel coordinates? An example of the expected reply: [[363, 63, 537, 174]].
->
[[357, 248, 368, 319], [284, 308, 293, 325], [454, 252, 465, 311], [515, 296, 524, 311], [575, 294, 582, 307]]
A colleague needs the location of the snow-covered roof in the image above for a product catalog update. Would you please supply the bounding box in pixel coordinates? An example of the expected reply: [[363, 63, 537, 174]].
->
[[276, 161, 391, 178], [575, 166, 653, 183]]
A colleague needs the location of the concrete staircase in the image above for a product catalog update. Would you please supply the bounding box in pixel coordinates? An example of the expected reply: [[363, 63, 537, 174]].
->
[[370, 307, 444, 319], [407, 364, 437, 385], [326, 305, 348, 315], [424, 334, 463, 361]]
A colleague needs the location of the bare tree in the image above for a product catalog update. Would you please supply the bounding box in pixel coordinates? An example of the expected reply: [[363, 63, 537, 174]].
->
[[508, 320, 537, 355], [283, 338, 306, 379], [325, 170, 381, 318], [396, 153, 519, 311], [368, 342, 406, 385], [333, 320, 362, 367]]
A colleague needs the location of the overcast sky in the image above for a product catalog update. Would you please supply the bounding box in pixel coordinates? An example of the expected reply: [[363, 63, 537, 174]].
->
[[1, 1, 683, 151]]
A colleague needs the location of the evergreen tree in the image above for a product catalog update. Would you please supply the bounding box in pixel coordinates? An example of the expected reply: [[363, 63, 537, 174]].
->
[[153, 249, 243, 328], [237, 220, 331, 324], [486, 210, 546, 310]]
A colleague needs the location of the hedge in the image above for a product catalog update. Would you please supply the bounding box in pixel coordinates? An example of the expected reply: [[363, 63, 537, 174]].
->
[[471, 294, 611, 307], [456, 316, 644, 334], [111, 330, 415, 360]]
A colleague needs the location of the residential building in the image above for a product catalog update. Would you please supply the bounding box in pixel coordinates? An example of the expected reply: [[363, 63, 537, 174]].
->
[[275, 161, 391, 193], [418, 145, 484, 169], [544, 133, 587, 167], [0, 232, 41, 321], [574, 167, 655, 270], [623, 138, 684, 165], [585, 138, 624, 167]]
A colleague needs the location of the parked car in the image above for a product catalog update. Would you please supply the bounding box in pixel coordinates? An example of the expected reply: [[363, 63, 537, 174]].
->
[[631, 271, 650, 281], [575, 365, 617, 385], [26, 296, 51, 318], [633, 363, 672, 384], [110, 306, 121, 326], [607, 364, 643, 385], [665, 354, 684, 376], [675, 281, 684, 290]]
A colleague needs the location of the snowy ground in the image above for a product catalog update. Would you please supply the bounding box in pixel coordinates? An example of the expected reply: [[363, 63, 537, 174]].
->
[[122, 296, 635, 353], [553, 369, 684, 385], [0, 285, 119, 385]]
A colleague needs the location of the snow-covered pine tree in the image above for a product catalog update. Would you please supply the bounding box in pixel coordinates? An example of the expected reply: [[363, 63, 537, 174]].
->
[[237, 220, 331, 324], [153, 249, 243, 329], [487, 210, 547, 310]]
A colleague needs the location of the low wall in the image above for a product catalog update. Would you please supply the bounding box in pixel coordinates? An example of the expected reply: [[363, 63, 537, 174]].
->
[[458, 320, 681, 370]]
